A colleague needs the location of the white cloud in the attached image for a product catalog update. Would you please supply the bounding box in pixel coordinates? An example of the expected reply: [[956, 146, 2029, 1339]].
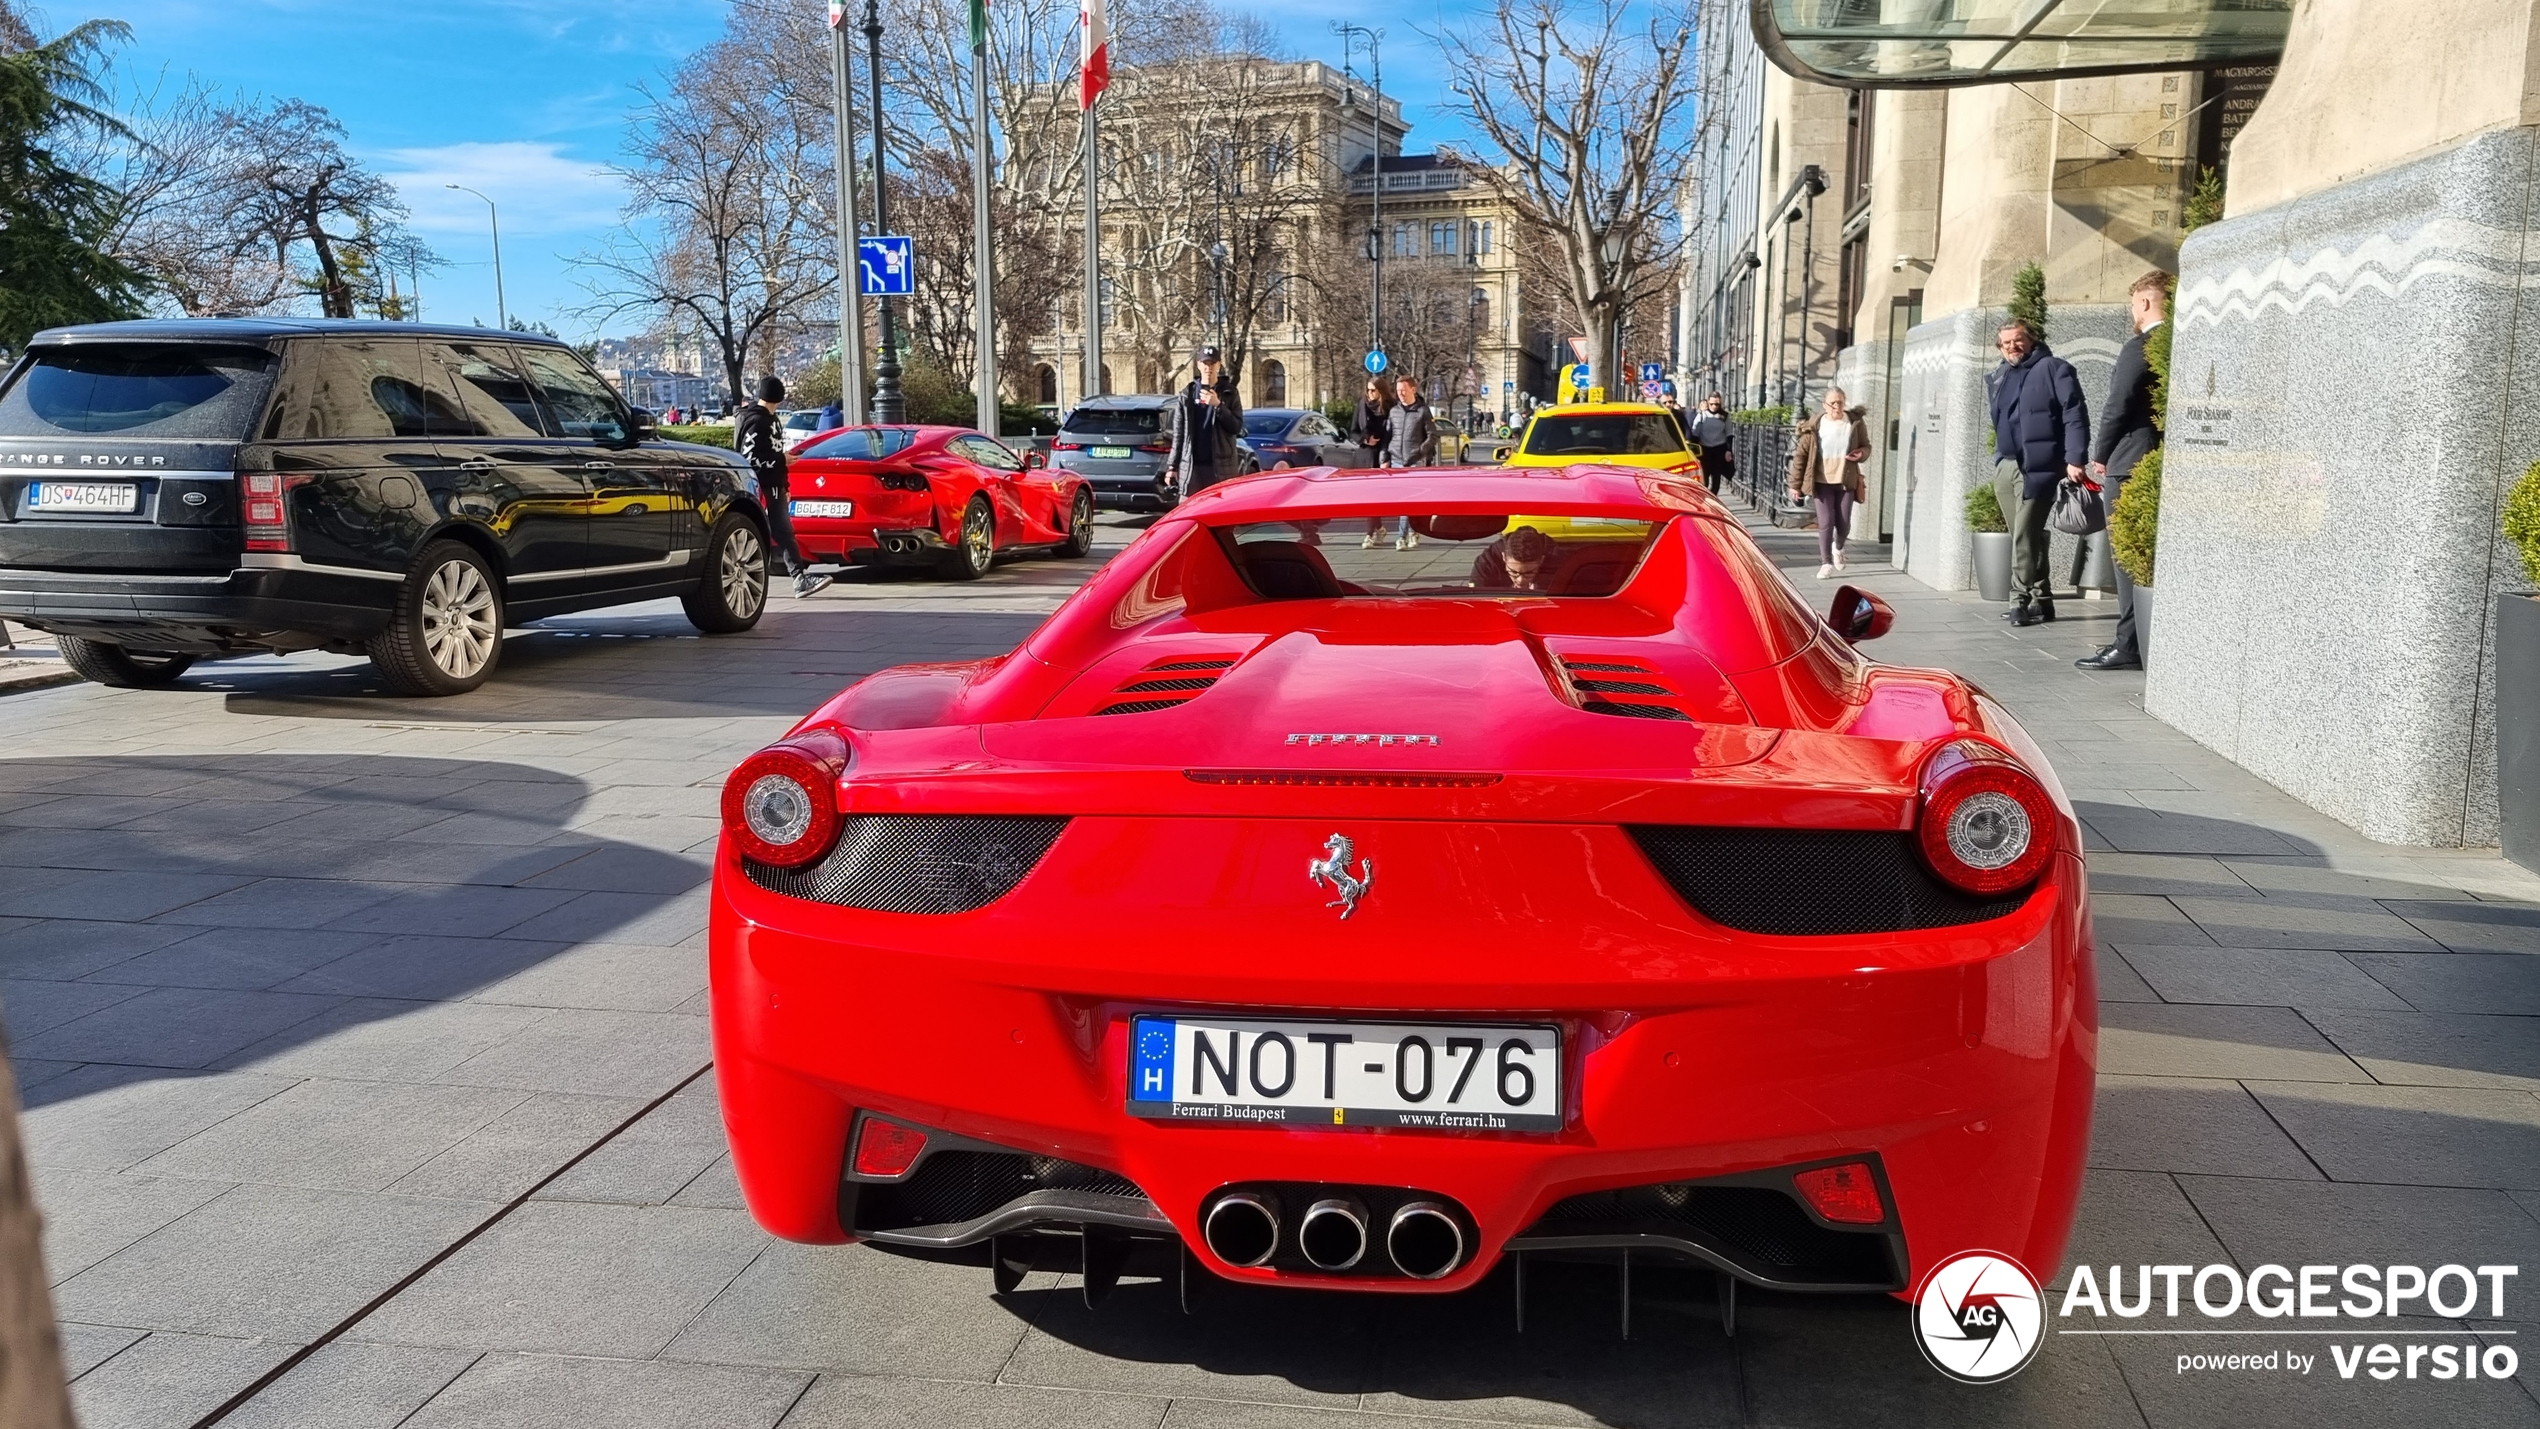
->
[[380, 141, 626, 238]]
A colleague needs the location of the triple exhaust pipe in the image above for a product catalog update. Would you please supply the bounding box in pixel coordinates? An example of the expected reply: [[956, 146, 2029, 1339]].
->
[[1201, 1190, 1467, 1280]]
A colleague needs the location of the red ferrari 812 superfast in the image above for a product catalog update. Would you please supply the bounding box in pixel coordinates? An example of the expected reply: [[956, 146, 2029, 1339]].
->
[[708, 464, 2095, 1314]]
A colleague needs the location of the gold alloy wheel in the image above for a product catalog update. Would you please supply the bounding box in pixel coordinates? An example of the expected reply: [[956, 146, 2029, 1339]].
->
[[721, 523, 766, 619], [963, 500, 993, 569], [420, 557, 499, 679]]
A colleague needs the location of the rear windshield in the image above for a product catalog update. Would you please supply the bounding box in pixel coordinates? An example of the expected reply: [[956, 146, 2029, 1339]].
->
[[0, 344, 280, 438], [1063, 407, 1160, 436], [798, 427, 917, 460], [1521, 413, 1688, 457], [1223, 516, 1660, 599], [1243, 412, 1294, 437]]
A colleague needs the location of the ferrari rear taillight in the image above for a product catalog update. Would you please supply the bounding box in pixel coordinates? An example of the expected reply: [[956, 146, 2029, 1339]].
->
[[875, 471, 929, 492], [852, 1118, 928, 1177], [1793, 1162, 1886, 1224], [722, 728, 851, 867], [1915, 739, 2054, 895]]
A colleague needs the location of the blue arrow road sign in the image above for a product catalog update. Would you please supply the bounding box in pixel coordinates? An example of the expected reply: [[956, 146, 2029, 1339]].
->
[[858, 236, 914, 297], [1363, 349, 1388, 375], [1639, 362, 1663, 384]]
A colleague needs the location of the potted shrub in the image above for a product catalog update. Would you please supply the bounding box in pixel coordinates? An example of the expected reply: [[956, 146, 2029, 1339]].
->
[[2109, 446, 2159, 660], [1965, 482, 2012, 602], [2498, 460, 2540, 868]]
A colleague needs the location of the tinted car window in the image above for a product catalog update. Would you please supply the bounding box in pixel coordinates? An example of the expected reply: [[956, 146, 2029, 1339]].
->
[[0, 344, 279, 439], [418, 342, 546, 439], [1062, 407, 1160, 436], [1242, 412, 1294, 438], [953, 435, 1021, 471], [799, 427, 917, 461], [1521, 413, 1689, 457], [260, 339, 449, 441], [516, 347, 628, 441]]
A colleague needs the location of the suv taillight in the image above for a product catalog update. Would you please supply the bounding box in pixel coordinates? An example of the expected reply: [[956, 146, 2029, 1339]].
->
[[1052, 440, 1086, 452], [722, 728, 852, 867], [241, 472, 305, 552], [1916, 740, 2055, 895], [1137, 439, 1170, 454]]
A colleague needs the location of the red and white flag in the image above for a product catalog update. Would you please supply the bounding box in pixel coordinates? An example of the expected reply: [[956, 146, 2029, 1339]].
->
[[1078, 0, 1110, 110]]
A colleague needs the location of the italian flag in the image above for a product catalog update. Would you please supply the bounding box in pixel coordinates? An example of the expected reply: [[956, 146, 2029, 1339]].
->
[[1079, 0, 1110, 110]]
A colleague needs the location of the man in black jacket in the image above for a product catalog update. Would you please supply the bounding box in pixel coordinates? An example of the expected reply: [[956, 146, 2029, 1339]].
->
[[2077, 271, 2170, 670], [735, 376, 829, 598], [1987, 321, 2090, 626], [1166, 345, 1244, 499]]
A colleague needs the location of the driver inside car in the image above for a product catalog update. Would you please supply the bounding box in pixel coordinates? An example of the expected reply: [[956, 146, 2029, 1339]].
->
[[1470, 525, 1557, 592]]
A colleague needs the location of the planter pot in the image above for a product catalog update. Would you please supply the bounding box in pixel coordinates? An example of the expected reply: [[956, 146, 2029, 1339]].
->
[[2134, 584, 2153, 667], [2499, 594, 2540, 871], [1972, 531, 2012, 602], [2081, 532, 2118, 591]]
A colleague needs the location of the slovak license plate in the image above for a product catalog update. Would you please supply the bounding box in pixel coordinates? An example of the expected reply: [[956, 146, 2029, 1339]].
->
[[28, 482, 137, 513], [1091, 445, 1133, 459], [1127, 1015, 1562, 1131], [789, 499, 853, 518]]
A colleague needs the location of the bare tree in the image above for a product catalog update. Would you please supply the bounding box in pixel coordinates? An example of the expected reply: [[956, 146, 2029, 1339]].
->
[[580, 6, 838, 407], [0, 1035, 73, 1429], [1439, 0, 1698, 375]]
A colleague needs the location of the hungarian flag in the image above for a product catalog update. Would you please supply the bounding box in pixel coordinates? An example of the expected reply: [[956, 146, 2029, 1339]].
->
[[1079, 0, 1110, 110]]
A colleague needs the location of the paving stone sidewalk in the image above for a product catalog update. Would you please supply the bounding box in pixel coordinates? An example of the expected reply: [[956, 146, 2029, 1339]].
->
[[1, 510, 2534, 1429]]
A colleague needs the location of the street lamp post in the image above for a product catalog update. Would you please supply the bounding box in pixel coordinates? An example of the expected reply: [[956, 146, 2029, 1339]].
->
[[445, 185, 506, 331], [862, 0, 905, 423], [1334, 24, 1383, 367]]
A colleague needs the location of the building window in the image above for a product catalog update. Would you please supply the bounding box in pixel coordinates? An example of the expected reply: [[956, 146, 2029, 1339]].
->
[[1480, 221, 1493, 255], [1392, 223, 1412, 257], [1035, 364, 1057, 404], [1470, 288, 1490, 332], [1098, 277, 1117, 328], [1262, 359, 1287, 405], [1430, 221, 1455, 256]]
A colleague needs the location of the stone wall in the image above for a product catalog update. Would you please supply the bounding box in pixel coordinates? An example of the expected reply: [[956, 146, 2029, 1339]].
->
[[2145, 125, 2540, 847], [1885, 305, 2131, 588]]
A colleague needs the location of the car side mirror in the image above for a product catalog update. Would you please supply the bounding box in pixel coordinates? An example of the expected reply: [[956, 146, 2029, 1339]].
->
[[1023, 449, 1047, 470], [1829, 585, 1893, 643], [623, 409, 657, 446]]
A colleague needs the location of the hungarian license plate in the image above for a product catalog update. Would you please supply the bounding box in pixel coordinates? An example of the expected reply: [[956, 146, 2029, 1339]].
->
[[1091, 445, 1133, 459], [1127, 1015, 1562, 1131], [28, 482, 137, 513], [789, 499, 853, 518]]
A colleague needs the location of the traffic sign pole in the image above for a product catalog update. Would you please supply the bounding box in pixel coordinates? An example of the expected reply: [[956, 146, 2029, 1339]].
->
[[827, 5, 865, 425]]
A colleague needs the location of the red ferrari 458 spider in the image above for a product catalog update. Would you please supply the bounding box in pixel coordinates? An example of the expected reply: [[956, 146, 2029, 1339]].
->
[[709, 464, 2095, 1315], [783, 424, 1095, 581]]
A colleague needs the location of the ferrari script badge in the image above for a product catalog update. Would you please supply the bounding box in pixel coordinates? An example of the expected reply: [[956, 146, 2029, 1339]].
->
[[1308, 833, 1374, 920]]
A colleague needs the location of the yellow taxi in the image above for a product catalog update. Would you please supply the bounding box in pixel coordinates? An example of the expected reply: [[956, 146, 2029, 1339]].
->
[[1500, 401, 1698, 475], [1499, 401, 1700, 542]]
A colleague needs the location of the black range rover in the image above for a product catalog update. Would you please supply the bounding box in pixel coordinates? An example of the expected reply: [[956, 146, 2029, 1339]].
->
[[0, 319, 771, 695]]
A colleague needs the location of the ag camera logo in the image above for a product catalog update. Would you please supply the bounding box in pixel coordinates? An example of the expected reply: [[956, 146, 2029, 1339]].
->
[[1913, 1250, 2045, 1383]]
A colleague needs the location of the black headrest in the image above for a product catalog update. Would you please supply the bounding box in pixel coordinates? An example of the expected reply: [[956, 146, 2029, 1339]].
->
[[1241, 540, 1342, 600]]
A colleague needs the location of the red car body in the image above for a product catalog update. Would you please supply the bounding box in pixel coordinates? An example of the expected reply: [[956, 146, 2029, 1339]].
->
[[782, 424, 1093, 578], [709, 464, 2096, 1305]]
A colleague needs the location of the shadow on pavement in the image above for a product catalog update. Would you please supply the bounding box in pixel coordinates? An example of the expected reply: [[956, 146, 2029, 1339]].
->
[[0, 752, 701, 1111]]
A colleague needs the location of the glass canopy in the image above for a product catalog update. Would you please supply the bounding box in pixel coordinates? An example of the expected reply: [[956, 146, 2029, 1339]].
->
[[1753, 0, 2292, 87]]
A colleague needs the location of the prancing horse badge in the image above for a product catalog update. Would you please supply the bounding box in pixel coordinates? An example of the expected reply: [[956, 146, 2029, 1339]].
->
[[1308, 833, 1373, 920]]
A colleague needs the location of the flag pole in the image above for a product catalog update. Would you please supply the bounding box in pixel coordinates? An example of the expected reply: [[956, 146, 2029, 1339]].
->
[[970, 0, 998, 436], [828, 4, 866, 425]]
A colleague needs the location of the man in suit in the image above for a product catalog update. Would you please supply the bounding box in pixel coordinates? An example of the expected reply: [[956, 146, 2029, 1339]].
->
[[2077, 270, 2170, 670], [1988, 320, 2091, 626]]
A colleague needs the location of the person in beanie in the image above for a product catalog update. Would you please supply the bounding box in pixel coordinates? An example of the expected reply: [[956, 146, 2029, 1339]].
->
[[1166, 344, 1244, 499], [1986, 320, 2089, 626], [735, 375, 829, 598]]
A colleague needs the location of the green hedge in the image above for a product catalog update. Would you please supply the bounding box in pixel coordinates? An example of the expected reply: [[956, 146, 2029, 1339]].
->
[[1731, 405, 1792, 427], [660, 424, 734, 449], [2503, 459, 2540, 587], [2110, 446, 2161, 586]]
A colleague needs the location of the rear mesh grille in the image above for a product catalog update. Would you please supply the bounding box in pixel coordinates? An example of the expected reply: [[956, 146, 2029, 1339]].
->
[[852, 1150, 1146, 1234], [1524, 1183, 1897, 1287], [1562, 660, 1644, 672], [1148, 658, 1235, 672], [1117, 677, 1216, 693], [1090, 655, 1237, 716], [1630, 826, 2032, 933], [744, 815, 1068, 913], [1094, 699, 1185, 716], [1560, 657, 1695, 722], [1574, 679, 1669, 695], [1582, 699, 1692, 721]]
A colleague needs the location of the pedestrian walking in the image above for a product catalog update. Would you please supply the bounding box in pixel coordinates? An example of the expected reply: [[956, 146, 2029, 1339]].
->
[[1166, 344, 1244, 500], [2076, 270, 2170, 669], [1786, 387, 1872, 579], [1986, 320, 2090, 626], [735, 376, 830, 598], [1378, 374, 1437, 551], [1688, 392, 1733, 495], [818, 399, 844, 434], [1351, 377, 1397, 548]]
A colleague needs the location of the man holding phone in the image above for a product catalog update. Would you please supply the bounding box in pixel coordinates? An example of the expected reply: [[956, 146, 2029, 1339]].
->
[[1167, 344, 1245, 499]]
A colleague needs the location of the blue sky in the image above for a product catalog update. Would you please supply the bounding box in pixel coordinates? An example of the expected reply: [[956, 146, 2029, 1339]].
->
[[81, 0, 1471, 340]]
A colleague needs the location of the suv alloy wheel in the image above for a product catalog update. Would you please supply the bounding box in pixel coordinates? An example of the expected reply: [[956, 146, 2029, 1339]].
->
[[370, 540, 504, 696], [683, 513, 769, 633]]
